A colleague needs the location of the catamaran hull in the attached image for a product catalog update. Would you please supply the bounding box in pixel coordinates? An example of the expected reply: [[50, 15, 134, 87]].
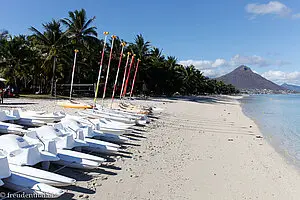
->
[[92, 130, 129, 143], [64, 115, 133, 134], [26, 117, 62, 123], [15, 118, 46, 127], [79, 111, 135, 124], [54, 159, 100, 169], [82, 139, 119, 154], [54, 149, 103, 169], [96, 127, 127, 135], [98, 119, 135, 129], [94, 109, 139, 120], [9, 164, 76, 186], [85, 138, 120, 148], [3, 173, 65, 198], [0, 122, 25, 134], [58, 148, 105, 162], [0, 151, 11, 187]]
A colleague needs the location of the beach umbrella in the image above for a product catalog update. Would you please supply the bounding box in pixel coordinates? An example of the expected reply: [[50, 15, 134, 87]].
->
[[120, 52, 131, 99], [130, 59, 141, 98], [69, 49, 79, 100], [102, 35, 117, 107], [122, 54, 135, 97], [111, 42, 126, 107], [93, 31, 109, 108]]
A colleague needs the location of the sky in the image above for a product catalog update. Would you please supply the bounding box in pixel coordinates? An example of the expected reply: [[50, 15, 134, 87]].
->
[[1, 0, 300, 85]]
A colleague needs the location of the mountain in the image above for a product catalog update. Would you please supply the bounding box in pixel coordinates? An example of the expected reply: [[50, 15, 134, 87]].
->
[[281, 83, 300, 92], [216, 65, 284, 90]]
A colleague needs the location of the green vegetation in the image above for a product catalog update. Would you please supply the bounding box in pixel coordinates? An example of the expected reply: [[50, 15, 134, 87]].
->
[[0, 9, 239, 96]]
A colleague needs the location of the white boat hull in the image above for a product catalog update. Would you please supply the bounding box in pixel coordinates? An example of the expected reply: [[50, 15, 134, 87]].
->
[[0, 122, 25, 134], [3, 173, 65, 197], [9, 164, 76, 186], [82, 140, 119, 154], [93, 130, 129, 143], [98, 118, 135, 129], [15, 110, 65, 123], [79, 110, 135, 124], [15, 118, 46, 127], [0, 150, 11, 187], [57, 149, 105, 163], [64, 115, 132, 135]]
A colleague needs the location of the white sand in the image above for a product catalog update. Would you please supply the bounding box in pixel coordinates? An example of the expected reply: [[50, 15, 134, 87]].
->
[[89, 97, 300, 200], [2, 96, 300, 199]]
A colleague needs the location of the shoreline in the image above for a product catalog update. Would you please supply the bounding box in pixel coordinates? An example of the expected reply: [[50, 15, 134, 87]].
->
[[239, 95, 300, 173], [1, 96, 300, 199]]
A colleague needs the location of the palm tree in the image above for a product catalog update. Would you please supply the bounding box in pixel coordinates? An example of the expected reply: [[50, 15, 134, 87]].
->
[[29, 19, 66, 95], [0, 29, 8, 40], [150, 47, 164, 62], [61, 9, 98, 84], [166, 56, 177, 69], [61, 9, 97, 46], [129, 34, 151, 60], [0, 35, 32, 87]]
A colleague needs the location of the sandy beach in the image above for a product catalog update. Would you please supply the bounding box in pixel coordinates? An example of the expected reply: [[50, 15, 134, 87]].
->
[[1, 96, 300, 199]]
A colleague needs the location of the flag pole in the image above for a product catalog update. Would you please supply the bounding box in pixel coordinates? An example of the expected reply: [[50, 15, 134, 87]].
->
[[93, 31, 109, 109], [111, 42, 126, 108], [122, 54, 135, 97], [120, 52, 131, 99], [102, 35, 117, 107], [69, 49, 79, 101], [130, 59, 141, 98]]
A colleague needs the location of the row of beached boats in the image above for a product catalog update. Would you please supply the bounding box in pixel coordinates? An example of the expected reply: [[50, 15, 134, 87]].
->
[[0, 102, 163, 198]]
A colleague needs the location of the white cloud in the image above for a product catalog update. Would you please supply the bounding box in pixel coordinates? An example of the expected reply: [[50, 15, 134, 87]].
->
[[179, 54, 290, 78], [292, 13, 300, 19], [245, 1, 291, 17], [180, 55, 288, 70], [212, 59, 226, 67], [230, 54, 269, 67], [178, 59, 224, 70], [201, 69, 224, 77], [262, 70, 300, 84]]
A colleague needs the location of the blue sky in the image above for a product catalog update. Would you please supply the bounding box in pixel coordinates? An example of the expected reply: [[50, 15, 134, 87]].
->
[[1, 0, 300, 84]]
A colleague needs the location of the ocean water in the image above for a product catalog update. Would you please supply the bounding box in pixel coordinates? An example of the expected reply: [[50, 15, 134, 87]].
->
[[240, 94, 300, 165]]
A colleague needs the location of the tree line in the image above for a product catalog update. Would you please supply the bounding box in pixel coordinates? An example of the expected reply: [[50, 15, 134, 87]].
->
[[0, 9, 239, 97]]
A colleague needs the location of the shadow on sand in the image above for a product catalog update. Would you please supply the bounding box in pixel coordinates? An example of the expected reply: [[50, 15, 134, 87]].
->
[[62, 185, 95, 194], [56, 192, 75, 200], [122, 142, 141, 147], [133, 95, 238, 105], [124, 133, 147, 139], [101, 164, 122, 171], [0, 102, 38, 106], [130, 127, 147, 132]]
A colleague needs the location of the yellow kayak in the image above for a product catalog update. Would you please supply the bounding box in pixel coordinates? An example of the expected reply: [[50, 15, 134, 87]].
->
[[57, 101, 93, 109]]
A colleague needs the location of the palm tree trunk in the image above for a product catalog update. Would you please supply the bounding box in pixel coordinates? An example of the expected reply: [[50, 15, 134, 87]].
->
[[50, 56, 56, 96]]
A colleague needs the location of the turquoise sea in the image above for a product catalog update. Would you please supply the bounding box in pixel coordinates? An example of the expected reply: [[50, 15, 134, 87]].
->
[[240, 94, 300, 165]]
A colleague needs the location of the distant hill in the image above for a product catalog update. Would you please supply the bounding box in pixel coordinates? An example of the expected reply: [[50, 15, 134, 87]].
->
[[281, 83, 300, 92], [216, 65, 284, 90]]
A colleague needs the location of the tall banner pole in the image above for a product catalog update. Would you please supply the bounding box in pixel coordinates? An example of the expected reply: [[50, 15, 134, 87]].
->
[[93, 31, 109, 108], [111, 42, 126, 108], [69, 49, 79, 101], [102, 35, 117, 107], [130, 59, 141, 98], [122, 54, 135, 97], [120, 52, 131, 99]]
